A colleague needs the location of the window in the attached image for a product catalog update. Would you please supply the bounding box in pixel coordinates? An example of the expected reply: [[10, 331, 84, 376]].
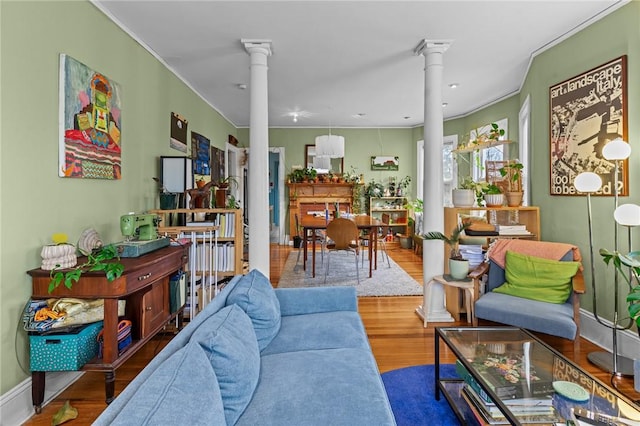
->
[[416, 134, 458, 206], [470, 118, 508, 181]]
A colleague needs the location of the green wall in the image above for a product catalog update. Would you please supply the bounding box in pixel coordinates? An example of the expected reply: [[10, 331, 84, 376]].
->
[[0, 1, 236, 394]]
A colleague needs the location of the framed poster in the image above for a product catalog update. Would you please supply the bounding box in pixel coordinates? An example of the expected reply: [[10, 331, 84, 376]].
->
[[170, 112, 188, 153], [371, 156, 399, 171], [191, 131, 210, 176], [549, 56, 627, 196], [59, 54, 122, 179]]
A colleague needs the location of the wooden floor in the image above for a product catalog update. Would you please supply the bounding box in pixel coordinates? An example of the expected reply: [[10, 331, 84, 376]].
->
[[24, 244, 640, 425]]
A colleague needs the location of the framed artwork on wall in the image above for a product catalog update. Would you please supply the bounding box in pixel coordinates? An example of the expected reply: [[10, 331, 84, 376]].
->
[[549, 55, 628, 196], [191, 131, 211, 176], [59, 54, 122, 179], [371, 156, 399, 171], [171, 112, 188, 153]]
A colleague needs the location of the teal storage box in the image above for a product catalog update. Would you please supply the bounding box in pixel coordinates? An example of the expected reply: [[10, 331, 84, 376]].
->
[[29, 321, 103, 371]]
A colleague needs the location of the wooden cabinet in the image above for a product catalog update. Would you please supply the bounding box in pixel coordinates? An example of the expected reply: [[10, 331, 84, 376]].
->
[[369, 197, 409, 240], [287, 183, 357, 239], [442, 206, 540, 321], [28, 245, 189, 412], [149, 208, 244, 318]]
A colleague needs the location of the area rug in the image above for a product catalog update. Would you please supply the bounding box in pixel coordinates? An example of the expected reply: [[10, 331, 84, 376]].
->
[[277, 251, 423, 296], [382, 364, 461, 426]]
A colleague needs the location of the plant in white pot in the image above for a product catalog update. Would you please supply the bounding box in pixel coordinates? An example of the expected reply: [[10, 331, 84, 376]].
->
[[482, 183, 504, 207], [452, 177, 476, 207], [423, 222, 471, 279]]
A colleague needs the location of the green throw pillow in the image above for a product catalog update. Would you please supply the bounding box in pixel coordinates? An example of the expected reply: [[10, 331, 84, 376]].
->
[[493, 251, 580, 304]]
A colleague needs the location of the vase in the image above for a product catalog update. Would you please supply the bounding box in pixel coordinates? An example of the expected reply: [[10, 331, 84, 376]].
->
[[452, 189, 475, 207], [483, 193, 504, 207], [505, 191, 524, 207], [159, 193, 178, 210], [215, 188, 228, 208], [449, 258, 470, 280]]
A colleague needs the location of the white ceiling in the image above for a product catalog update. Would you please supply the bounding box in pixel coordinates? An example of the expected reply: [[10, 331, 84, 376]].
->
[[93, 0, 626, 128]]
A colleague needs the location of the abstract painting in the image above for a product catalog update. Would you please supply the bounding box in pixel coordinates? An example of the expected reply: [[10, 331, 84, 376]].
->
[[59, 54, 122, 179]]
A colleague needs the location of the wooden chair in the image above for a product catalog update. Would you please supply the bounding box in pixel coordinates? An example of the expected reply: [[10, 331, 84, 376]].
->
[[360, 213, 391, 269], [324, 218, 360, 284], [469, 239, 585, 355], [294, 214, 325, 269]]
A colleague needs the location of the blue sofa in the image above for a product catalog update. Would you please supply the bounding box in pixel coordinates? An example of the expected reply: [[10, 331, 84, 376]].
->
[[94, 269, 396, 425]]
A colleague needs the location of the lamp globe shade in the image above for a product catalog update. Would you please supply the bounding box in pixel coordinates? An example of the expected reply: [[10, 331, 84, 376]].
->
[[602, 138, 631, 160], [574, 172, 602, 193], [614, 203, 640, 227]]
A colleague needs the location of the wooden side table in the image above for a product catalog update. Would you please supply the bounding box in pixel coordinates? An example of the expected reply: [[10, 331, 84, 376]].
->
[[429, 275, 475, 325]]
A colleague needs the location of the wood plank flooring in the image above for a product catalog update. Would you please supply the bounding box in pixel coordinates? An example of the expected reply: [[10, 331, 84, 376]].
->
[[23, 244, 639, 425]]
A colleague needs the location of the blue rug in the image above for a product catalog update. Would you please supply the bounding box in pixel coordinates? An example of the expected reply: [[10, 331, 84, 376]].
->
[[381, 364, 461, 426]]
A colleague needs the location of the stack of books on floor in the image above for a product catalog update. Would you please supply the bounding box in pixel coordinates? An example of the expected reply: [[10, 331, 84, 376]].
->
[[495, 224, 532, 236], [456, 361, 562, 425]]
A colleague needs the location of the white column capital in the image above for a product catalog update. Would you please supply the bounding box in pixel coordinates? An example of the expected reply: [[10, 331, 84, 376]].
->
[[413, 39, 453, 56], [242, 39, 273, 56]]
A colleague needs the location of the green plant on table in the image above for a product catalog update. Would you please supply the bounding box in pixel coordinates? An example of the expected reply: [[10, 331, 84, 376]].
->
[[499, 161, 524, 192], [483, 183, 502, 195], [49, 245, 124, 293], [600, 249, 640, 328], [423, 223, 471, 260]]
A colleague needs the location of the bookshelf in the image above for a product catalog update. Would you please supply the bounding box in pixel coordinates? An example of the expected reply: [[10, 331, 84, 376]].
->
[[150, 208, 244, 318], [369, 196, 409, 241]]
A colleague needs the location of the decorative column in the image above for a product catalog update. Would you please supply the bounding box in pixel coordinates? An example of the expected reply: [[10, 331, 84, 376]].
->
[[413, 39, 454, 325], [242, 39, 272, 276]]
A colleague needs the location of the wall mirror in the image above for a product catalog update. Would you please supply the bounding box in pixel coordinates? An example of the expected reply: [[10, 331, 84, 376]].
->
[[305, 144, 343, 174]]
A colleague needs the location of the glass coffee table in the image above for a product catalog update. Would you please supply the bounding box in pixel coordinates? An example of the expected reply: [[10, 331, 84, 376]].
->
[[435, 327, 640, 425]]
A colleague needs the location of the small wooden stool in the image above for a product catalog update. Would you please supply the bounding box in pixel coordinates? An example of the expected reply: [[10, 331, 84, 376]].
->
[[431, 274, 475, 324], [412, 235, 424, 255]]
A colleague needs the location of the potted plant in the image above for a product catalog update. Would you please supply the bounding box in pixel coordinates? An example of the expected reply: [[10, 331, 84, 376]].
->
[[452, 176, 477, 207], [288, 168, 305, 183], [600, 249, 640, 333], [423, 223, 471, 279], [153, 177, 179, 210], [303, 167, 317, 183], [499, 161, 524, 206], [364, 179, 384, 212], [214, 176, 238, 208], [49, 244, 124, 293], [483, 183, 504, 207], [396, 176, 411, 197]]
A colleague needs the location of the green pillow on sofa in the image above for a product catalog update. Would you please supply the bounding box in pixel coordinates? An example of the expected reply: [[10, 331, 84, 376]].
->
[[493, 250, 580, 304]]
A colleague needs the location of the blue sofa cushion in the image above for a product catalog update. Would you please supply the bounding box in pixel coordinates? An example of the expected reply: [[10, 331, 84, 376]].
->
[[109, 341, 225, 425], [474, 292, 577, 340], [190, 304, 260, 425], [227, 268, 281, 351], [236, 348, 396, 426], [261, 310, 370, 355]]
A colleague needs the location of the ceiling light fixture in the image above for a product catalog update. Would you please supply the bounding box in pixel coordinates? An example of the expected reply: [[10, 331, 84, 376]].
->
[[449, 83, 459, 89], [442, 103, 448, 108], [292, 113, 298, 123]]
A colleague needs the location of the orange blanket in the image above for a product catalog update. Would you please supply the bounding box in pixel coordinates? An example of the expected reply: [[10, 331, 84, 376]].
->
[[487, 239, 583, 270]]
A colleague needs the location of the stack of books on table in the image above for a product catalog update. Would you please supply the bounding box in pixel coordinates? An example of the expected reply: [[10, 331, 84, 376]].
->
[[456, 360, 562, 425], [495, 224, 532, 236]]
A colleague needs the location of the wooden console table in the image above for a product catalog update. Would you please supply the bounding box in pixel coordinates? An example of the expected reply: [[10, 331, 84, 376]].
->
[[27, 244, 189, 413]]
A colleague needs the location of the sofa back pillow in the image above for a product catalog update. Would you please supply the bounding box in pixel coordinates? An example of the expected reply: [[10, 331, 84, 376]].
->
[[493, 250, 580, 304], [110, 341, 226, 425], [226, 268, 281, 351], [190, 304, 260, 425]]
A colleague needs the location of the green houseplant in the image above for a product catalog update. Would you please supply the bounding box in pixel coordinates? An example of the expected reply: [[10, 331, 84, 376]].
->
[[499, 161, 524, 206], [482, 183, 503, 207], [423, 223, 471, 279], [49, 244, 124, 293], [600, 249, 640, 331]]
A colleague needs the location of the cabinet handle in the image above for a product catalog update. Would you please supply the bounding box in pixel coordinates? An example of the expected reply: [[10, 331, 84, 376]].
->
[[145, 306, 152, 311], [137, 273, 152, 281]]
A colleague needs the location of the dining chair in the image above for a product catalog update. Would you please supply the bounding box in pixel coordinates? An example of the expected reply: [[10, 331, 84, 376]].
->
[[324, 218, 360, 284], [294, 214, 325, 269], [360, 213, 391, 269]]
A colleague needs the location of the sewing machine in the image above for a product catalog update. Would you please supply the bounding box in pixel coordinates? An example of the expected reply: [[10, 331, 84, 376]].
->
[[117, 213, 169, 257]]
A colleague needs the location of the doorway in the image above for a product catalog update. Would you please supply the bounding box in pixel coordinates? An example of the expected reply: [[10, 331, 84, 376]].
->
[[268, 147, 286, 244]]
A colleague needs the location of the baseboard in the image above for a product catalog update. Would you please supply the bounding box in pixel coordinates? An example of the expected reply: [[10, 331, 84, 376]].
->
[[0, 371, 83, 426], [579, 308, 640, 360]]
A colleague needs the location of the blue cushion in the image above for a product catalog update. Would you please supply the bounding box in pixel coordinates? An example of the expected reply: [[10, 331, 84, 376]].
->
[[190, 304, 260, 425], [226, 269, 281, 351], [110, 341, 225, 425]]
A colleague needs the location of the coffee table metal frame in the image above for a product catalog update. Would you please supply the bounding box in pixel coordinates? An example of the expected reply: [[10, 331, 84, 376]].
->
[[435, 326, 640, 426]]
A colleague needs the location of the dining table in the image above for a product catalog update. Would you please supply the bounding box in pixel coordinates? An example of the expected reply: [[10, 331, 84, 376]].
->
[[300, 214, 383, 278]]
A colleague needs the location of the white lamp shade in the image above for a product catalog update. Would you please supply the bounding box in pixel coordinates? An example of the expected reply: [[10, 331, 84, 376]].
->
[[574, 172, 602, 193], [602, 138, 631, 160], [315, 135, 345, 158], [614, 203, 640, 227]]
